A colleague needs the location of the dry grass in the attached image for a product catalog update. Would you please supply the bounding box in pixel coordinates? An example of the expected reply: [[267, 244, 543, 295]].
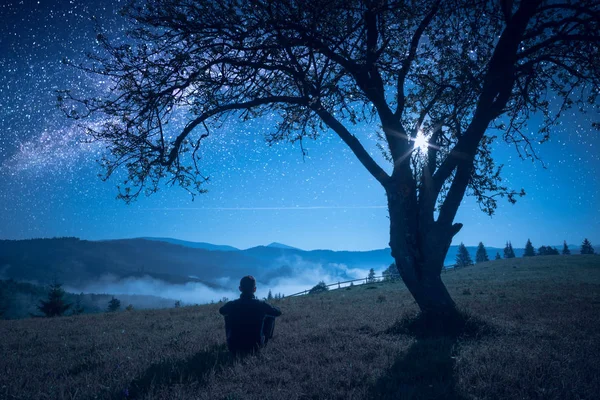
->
[[1, 255, 599, 400]]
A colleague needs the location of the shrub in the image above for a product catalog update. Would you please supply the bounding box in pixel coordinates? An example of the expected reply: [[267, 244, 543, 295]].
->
[[309, 281, 329, 294]]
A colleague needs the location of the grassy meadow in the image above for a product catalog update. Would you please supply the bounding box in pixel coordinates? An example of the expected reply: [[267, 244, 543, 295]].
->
[[1, 255, 599, 400]]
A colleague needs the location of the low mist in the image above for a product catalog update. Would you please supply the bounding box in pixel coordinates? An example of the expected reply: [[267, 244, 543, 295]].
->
[[65, 257, 383, 307]]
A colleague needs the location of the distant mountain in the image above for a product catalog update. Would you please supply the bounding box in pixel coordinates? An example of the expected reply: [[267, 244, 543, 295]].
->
[[265, 242, 301, 250], [0, 238, 257, 287], [1, 238, 597, 294], [139, 237, 239, 251], [0, 238, 394, 287]]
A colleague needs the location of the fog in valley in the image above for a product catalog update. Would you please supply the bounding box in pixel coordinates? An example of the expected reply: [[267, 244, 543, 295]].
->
[[65, 256, 379, 306]]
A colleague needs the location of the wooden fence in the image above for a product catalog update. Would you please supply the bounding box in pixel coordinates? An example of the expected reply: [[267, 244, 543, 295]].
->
[[286, 263, 461, 297]]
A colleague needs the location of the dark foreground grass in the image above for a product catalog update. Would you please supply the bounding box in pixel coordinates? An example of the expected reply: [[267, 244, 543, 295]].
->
[[1, 255, 599, 399]]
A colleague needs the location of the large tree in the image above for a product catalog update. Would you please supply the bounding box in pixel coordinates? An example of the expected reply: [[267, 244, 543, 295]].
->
[[60, 0, 600, 318]]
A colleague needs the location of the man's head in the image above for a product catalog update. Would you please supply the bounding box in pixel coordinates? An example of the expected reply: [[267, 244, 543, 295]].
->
[[239, 275, 256, 295]]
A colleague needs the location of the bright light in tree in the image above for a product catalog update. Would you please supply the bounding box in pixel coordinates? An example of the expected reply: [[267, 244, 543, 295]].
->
[[413, 131, 429, 152]]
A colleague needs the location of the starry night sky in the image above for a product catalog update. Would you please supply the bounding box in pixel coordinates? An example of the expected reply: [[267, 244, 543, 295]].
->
[[0, 0, 598, 251]]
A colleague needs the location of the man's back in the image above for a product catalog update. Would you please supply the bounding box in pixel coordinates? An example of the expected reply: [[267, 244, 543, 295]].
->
[[219, 294, 282, 353]]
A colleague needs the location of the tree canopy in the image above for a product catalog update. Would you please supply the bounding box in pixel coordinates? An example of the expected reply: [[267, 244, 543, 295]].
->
[[61, 0, 599, 208]]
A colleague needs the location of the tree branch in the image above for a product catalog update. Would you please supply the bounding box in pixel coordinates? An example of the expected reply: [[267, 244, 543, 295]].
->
[[164, 96, 308, 166], [311, 103, 390, 186], [395, 0, 441, 117]]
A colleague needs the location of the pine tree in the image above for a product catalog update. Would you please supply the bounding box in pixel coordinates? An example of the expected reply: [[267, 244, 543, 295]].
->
[[475, 242, 489, 263], [562, 241, 571, 255], [367, 268, 376, 283], [72, 296, 85, 315], [107, 297, 121, 312], [495, 252, 501, 260], [37, 282, 72, 317], [523, 239, 536, 257], [455, 242, 473, 267], [581, 238, 595, 255], [504, 241, 515, 259], [309, 281, 329, 294], [267, 290, 273, 301]]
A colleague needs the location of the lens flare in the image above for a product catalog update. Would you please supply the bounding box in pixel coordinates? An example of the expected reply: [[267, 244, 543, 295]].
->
[[413, 131, 429, 152]]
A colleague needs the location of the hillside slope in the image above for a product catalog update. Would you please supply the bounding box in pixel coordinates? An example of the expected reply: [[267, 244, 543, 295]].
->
[[0, 255, 598, 400]]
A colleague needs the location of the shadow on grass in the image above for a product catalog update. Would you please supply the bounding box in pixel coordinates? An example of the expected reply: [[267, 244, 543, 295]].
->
[[371, 311, 495, 400], [119, 343, 233, 399]]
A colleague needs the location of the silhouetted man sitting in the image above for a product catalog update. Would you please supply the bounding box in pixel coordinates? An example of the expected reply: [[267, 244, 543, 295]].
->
[[219, 276, 282, 355]]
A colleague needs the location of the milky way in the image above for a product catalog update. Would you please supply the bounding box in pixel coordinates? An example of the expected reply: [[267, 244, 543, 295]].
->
[[0, 0, 598, 250]]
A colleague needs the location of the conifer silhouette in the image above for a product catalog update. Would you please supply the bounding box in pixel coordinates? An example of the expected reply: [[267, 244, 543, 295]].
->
[[523, 239, 536, 257], [107, 297, 121, 312], [581, 238, 595, 255], [504, 241, 516, 259], [37, 282, 71, 317], [367, 268, 376, 282], [475, 242, 489, 263], [456, 243, 473, 267]]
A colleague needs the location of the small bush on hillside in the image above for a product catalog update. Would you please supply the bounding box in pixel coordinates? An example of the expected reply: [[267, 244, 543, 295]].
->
[[309, 281, 329, 294], [538, 245, 559, 256]]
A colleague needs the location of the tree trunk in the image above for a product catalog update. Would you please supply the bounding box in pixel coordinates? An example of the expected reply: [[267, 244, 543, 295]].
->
[[387, 186, 459, 318]]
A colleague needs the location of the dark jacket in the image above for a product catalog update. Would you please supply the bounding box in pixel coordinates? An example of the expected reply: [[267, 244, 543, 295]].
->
[[219, 293, 282, 352]]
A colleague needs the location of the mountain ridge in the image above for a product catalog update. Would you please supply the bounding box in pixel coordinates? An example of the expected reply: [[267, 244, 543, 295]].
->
[[1, 237, 596, 291]]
